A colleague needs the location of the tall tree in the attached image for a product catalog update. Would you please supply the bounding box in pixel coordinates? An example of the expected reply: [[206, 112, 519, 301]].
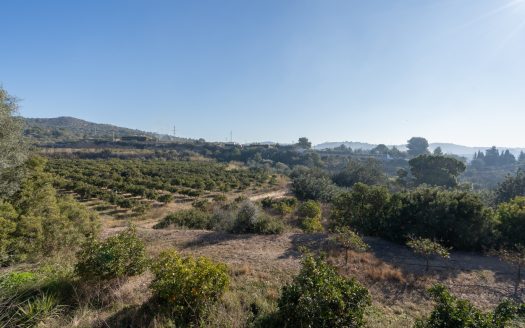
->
[[297, 137, 312, 149], [409, 155, 466, 187], [0, 87, 28, 198], [407, 137, 429, 157]]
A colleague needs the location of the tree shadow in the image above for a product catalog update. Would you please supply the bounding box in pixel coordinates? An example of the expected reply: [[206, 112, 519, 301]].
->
[[181, 231, 256, 249], [98, 297, 163, 328]]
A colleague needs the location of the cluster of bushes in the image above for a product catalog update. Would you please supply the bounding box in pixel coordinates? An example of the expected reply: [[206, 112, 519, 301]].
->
[[261, 197, 297, 215], [331, 183, 525, 251], [415, 284, 524, 327], [1, 227, 231, 327], [0, 157, 100, 266], [154, 200, 286, 234]]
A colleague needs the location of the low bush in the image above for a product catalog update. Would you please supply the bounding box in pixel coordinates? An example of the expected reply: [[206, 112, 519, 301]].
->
[[276, 253, 371, 327], [297, 200, 321, 219], [154, 209, 211, 230], [75, 227, 147, 281], [415, 284, 523, 328], [253, 214, 285, 235], [150, 250, 230, 322], [231, 201, 284, 234], [301, 216, 323, 233]]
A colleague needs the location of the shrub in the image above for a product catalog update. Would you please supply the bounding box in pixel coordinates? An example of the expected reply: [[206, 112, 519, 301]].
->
[[154, 209, 211, 230], [291, 168, 339, 202], [157, 193, 174, 204], [150, 250, 229, 322], [276, 254, 371, 327], [297, 200, 321, 219], [496, 169, 525, 204], [253, 214, 285, 235], [415, 284, 522, 328], [75, 227, 147, 280], [496, 197, 525, 246], [301, 216, 323, 233], [330, 183, 393, 235], [231, 201, 284, 234], [406, 237, 450, 272], [262, 197, 297, 215], [231, 201, 259, 233], [209, 209, 236, 232]]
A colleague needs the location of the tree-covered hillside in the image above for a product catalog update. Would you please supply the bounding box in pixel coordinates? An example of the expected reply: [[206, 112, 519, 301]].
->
[[23, 116, 185, 143]]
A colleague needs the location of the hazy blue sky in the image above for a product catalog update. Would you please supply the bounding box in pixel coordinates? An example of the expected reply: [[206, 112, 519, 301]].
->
[[2, 0, 525, 146]]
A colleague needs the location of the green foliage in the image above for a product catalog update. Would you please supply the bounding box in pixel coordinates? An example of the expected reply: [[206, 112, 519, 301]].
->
[[301, 216, 324, 233], [297, 137, 312, 149], [0, 272, 36, 292], [157, 193, 174, 204], [150, 250, 230, 322], [496, 170, 525, 204], [15, 293, 64, 327], [0, 87, 28, 198], [333, 159, 387, 188], [276, 254, 371, 327], [291, 168, 339, 202], [496, 197, 525, 246], [331, 185, 497, 251], [409, 155, 466, 187], [406, 237, 450, 271], [0, 263, 76, 327], [232, 201, 285, 234], [407, 137, 429, 157], [332, 227, 370, 253], [1, 157, 100, 265], [75, 227, 147, 280], [331, 183, 394, 236], [407, 237, 450, 258], [154, 209, 211, 230], [46, 158, 270, 212], [297, 200, 323, 233], [297, 200, 322, 219], [415, 284, 522, 328], [261, 197, 297, 215]]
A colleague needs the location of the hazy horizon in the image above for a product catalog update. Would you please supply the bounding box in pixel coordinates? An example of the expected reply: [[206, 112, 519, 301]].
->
[[2, 0, 525, 146]]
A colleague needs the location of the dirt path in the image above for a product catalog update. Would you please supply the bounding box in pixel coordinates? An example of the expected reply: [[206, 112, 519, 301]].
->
[[248, 189, 290, 201]]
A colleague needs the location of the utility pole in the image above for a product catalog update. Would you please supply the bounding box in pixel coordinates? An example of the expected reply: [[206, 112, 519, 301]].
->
[[173, 125, 176, 138], [230, 130, 233, 143]]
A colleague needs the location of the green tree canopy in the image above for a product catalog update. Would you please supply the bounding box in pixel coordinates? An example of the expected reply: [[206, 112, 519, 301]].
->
[[409, 155, 466, 187], [407, 137, 429, 157], [0, 87, 28, 198]]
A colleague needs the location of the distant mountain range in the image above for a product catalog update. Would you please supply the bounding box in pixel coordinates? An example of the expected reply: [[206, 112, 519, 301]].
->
[[23, 117, 184, 143], [314, 141, 525, 159], [22, 117, 525, 158]]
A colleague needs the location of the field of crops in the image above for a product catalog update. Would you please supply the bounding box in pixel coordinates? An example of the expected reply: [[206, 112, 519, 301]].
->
[[47, 158, 272, 211]]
